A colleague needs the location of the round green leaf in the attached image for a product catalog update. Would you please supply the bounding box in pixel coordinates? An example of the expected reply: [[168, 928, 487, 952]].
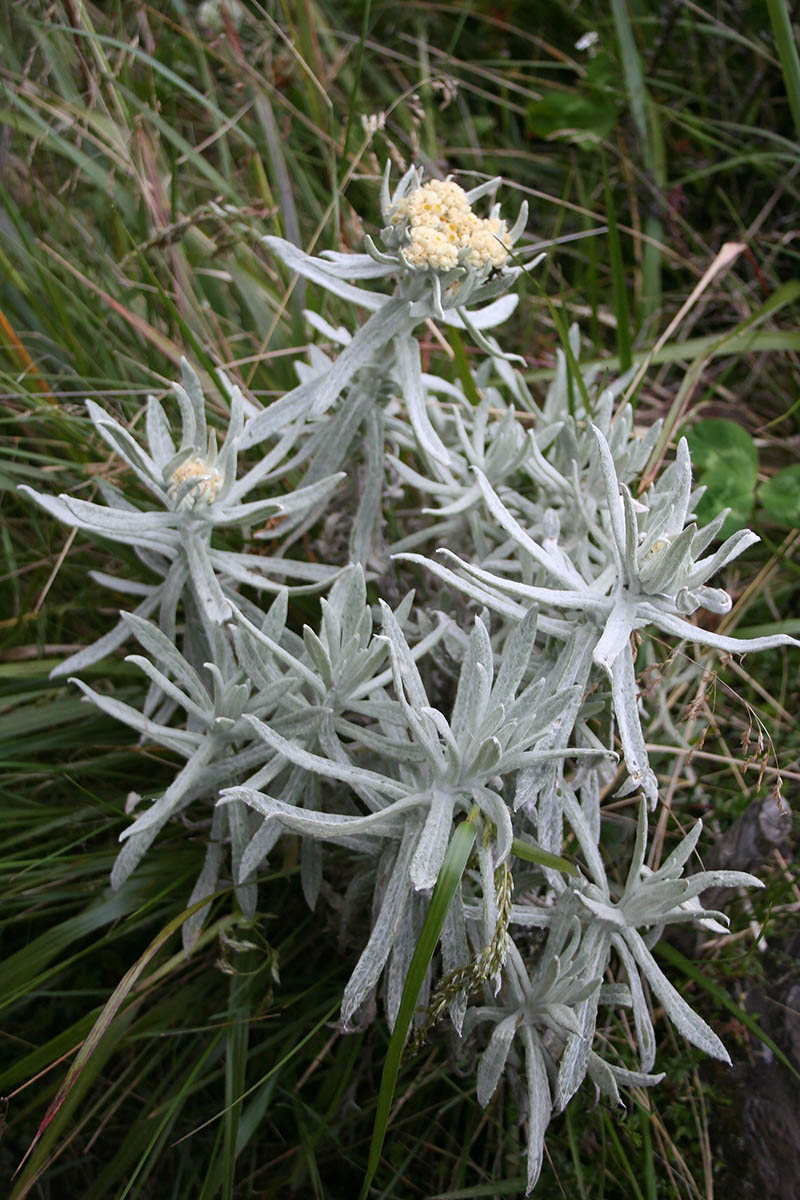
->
[[757, 464, 800, 528], [688, 419, 758, 536], [686, 418, 758, 486], [694, 463, 754, 536]]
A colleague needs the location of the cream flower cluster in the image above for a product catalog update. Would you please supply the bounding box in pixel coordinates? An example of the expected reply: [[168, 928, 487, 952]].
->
[[394, 179, 510, 272], [169, 453, 223, 506]]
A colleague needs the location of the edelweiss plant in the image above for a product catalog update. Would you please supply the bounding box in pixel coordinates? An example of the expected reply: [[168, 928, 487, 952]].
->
[[22, 361, 341, 667], [400, 425, 797, 807], [256, 164, 534, 473], [24, 163, 798, 1193]]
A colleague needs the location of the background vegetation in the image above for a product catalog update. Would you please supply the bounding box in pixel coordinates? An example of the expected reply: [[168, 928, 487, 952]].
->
[[1, 1, 798, 1196]]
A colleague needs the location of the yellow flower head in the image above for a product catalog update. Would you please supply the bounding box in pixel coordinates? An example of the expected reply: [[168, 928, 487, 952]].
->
[[394, 179, 510, 272]]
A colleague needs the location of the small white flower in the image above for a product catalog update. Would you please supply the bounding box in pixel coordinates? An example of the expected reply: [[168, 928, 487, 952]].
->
[[197, 0, 245, 34], [360, 112, 387, 138], [575, 31, 600, 54]]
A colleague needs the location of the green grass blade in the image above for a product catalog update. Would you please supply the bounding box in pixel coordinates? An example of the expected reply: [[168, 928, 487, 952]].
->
[[609, 0, 648, 148], [447, 329, 481, 406], [655, 941, 800, 1081], [511, 836, 577, 877], [609, 0, 664, 322], [430, 1182, 528, 1199], [10, 889, 231, 1190], [602, 155, 632, 374], [767, 0, 800, 140], [340, 0, 372, 178], [564, 1100, 588, 1200], [637, 1102, 657, 1200], [222, 950, 254, 1200], [110, 1033, 226, 1200], [359, 811, 479, 1199], [601, 1108, 645, 1200]]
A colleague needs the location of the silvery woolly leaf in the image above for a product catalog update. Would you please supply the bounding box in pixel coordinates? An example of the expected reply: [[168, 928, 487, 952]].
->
[[455, 305, 526, 363], [121, 614, 210, 709], [614, 933, 657, 1072], [19, 486, 178, 546], [463, 176, 503, 204], [586, 1052, 665, 1106], [679, 870, 764, 902], [207, 550, 338, 595], [318, 248, 397, 279], [553, 926, 608, 1111], [476, 1011, 520, 1107], [623, 927, 731, 1063], [623, 795, 649, 893], [182, 807, 226, 953], [177, 358, 208, 449], [609, 641, 659, 808], [649, 813, 703, 880], [262, 236, 390, 309], [638, 522, 697, 594], [256, 471, 344, 525], [637, 604, 800, 656], [185, 530, 233, 623], [387, 898, 424, 1030], [473, 470, 587, 590], [521, 1027, 552, 1195], [341, 824, 418, 1025], [111, 823, 161, 892], [393, 553, 528, 623], [311, 299, 412, 418], [124, 655, 208, 724], [121, 741, 218, 842], [69, 677, 199, 756], [86, 401, 165, 499], [50, 585, 164, 678], [591, 425, 627, 569], [238, 815, 283, 883], [688, 508, 728, 559], [393, 333, 451, 465], [687, 529, 761, 587], [303, 626, 333, 688], [446, 293, 519, 331], [544, 1002, 584, 1037], [349, 406, 384, 564], [378, 602, 434, 710], [240, 714, 407, 798], [409, 788, 455, 891], [237, 379, 320, 450], [221, 788, 423, 840], [450, 617, 494, 741], [576, 892, 625, 928], [227, 795, 258, 920], [492, 606, 539, 707], [146, 394, 176, 469], [437, 549, 598, 614], [215, 495, 284, 529]]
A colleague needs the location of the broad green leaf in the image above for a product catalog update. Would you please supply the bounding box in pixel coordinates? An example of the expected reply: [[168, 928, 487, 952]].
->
[[526, 52, 623, 146], [687, 418, 758, 483], [758, 464, 800, 528], [687, 418, 759, 534]]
